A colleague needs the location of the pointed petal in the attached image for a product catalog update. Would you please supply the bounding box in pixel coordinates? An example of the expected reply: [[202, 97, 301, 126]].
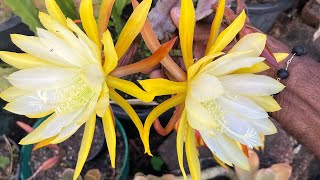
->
[[233, 53, 289, 74], [219, 74, 285, 96], [185, 124, 201, 179], [109, 88, 145, 148], [33, 135, 58, 150], [205, 0, 226, 54], [96, 82, 109, 117], [201, 51, 265, 76], [74, 113, 96, 180], [143, 93, 185, 155], [138, 78, 187, 96], [248, 96, 281, 112], [115, 0, 152, 59], [179, 0, 195, 69], [98, 0, 115, 38], [207, 11, 246, 55], [247, 118, 277, 135], [102, 106, 116, 167], [45, 0, 67, 27], [201, 131, 250, 170], [19, 108, 84, 144], [79, 0, 101, 49], [106, 76, 155, 103], [102, 30, 118, 74], [7, 67, 79, 90], [176, 109, 187, 179], [0, 51, 53, 69], [228, 33, 267, 57], [0, 87, 29, 102]]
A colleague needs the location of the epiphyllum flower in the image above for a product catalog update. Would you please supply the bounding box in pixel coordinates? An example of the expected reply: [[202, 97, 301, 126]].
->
[[0, 0, 174, 179], [139, 0, 287, 179]]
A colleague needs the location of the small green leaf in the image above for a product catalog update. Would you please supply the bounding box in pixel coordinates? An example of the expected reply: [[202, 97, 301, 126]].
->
[[4, 0, 42, 32], [56, 0, 78, 20], [151, 156, 165, 171], [62, 168, 83, 180], [0, 156, 10, 169]]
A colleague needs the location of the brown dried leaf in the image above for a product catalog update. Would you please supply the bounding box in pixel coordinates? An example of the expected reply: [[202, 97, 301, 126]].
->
[[195, 0, 234, 20]]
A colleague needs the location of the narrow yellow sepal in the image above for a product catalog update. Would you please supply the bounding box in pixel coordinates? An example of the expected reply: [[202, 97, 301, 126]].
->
[[106, 75, 155, 103], [98, 0, 115, 38], [179, 0, 195, 69], [205, 0, 226, 55], [96, 82, 109, 117], [45, 0, 67, 27], [143, 93, 186, 155], [115, 0, 152, 59], [102, 105, 116, 168], [80, 0, 101, 49], [102, 30, 118, 74], [138, 78, 187, 96], [176, 109, 187, 179], [33, 136, 57, 150], [0, 51, 52, 69], [74, 113, 96, 180], [248, 96, 282, 112], [207, 11, 247, 55], [185, 124, 201, 180]]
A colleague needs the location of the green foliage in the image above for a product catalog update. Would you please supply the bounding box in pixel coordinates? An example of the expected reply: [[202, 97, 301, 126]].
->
[[0, 156, 10, 169], [150, 156, 164, 171], [4, 0, 42, 32], [56, 0, 78, 20], [110, 0, 131, 35]]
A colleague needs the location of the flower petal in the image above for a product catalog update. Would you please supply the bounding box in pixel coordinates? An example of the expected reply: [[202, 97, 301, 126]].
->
[[139, 78, 187, 96], [101, 30, 118, 74], [74, 113, 96, 180], [115, 0, 152, 59], [19, 107, 84, 145], [102, 106, 116, 168], [176, 109, 187, 179], [185, 124, 201, 180], [7, 67, 79, 90], [189, 74, 224, 102], [228, 33, 267, 57], [45, 0, 67, 27], [247, 96, 281, 112], [219, 74, 285, 96], [0, 87, 29, 102], [201, 131, 249, 170], [247, 118, 277, 135], [79, 0, 101, 48], [98, 0, 115, 38], [179, 0, 195, 69]]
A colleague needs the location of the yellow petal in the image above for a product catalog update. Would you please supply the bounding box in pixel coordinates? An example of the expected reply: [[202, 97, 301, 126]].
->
[[33, 135, 57, 150], [109, 88, 145, 148], [138, 78, 187, 96], [248, 96, 281, 112], [102, 105, 116, 168], [179, 0, 195, 69], [0, 51, 52, 69], [45, 0, 67, 27], [228, 33, 267, 57], [207, 11, 246, 55], [96, 82, 109, 117], [115, 0, 152, 59], [187, 52, 224, 80], [0, 87, 28, 102], [143, 93, 186, 155], [102, 30, 118, 74], [98, 0, 115, 38], [185, 124, 201, 179], [234, 53, 289, 74], [80, 0, 101, 49], [74, 113, 96, 180], [176, 109, 187, 179], [205, 0, 226, 55], [106, 76, 155, 103]]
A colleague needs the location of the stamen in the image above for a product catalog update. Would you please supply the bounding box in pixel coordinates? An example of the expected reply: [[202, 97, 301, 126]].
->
[[201, 100, 226, 134]]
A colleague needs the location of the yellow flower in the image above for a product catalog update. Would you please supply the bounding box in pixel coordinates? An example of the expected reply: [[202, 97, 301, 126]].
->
[[0, 0, 173, 179], [139, 0, 287, 179]]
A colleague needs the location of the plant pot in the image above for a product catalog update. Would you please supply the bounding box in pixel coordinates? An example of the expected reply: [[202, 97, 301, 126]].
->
[[0, 15, 33, 53], [0, 135, 20, 180], [20, 117, 129, 180], [232, 0, 294, 32]]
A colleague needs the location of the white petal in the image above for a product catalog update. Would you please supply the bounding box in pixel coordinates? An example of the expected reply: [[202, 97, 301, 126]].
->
[[247, 118, 277, 135], [217, 95, 268, 119], [228, 33, 267, 57], [201, 131, 250, 170], [0, 87, 29, 102], [7, 67, 79, 90], [223, 113, 262, 148], [219, 74, 285, 96], [200, 51, 265, 76], [19, 107, 84, 144], [189, 74, 224, 102]]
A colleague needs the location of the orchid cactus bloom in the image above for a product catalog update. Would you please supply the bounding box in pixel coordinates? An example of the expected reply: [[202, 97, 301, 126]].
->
[[0, 0, 175, 179], [139, 0, 287, 179]]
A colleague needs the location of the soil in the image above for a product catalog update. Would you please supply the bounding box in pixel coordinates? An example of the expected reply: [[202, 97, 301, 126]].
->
[[29, 119, 125, 180], [245, 0, 277, 3], [0, 136, 19, 179]]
